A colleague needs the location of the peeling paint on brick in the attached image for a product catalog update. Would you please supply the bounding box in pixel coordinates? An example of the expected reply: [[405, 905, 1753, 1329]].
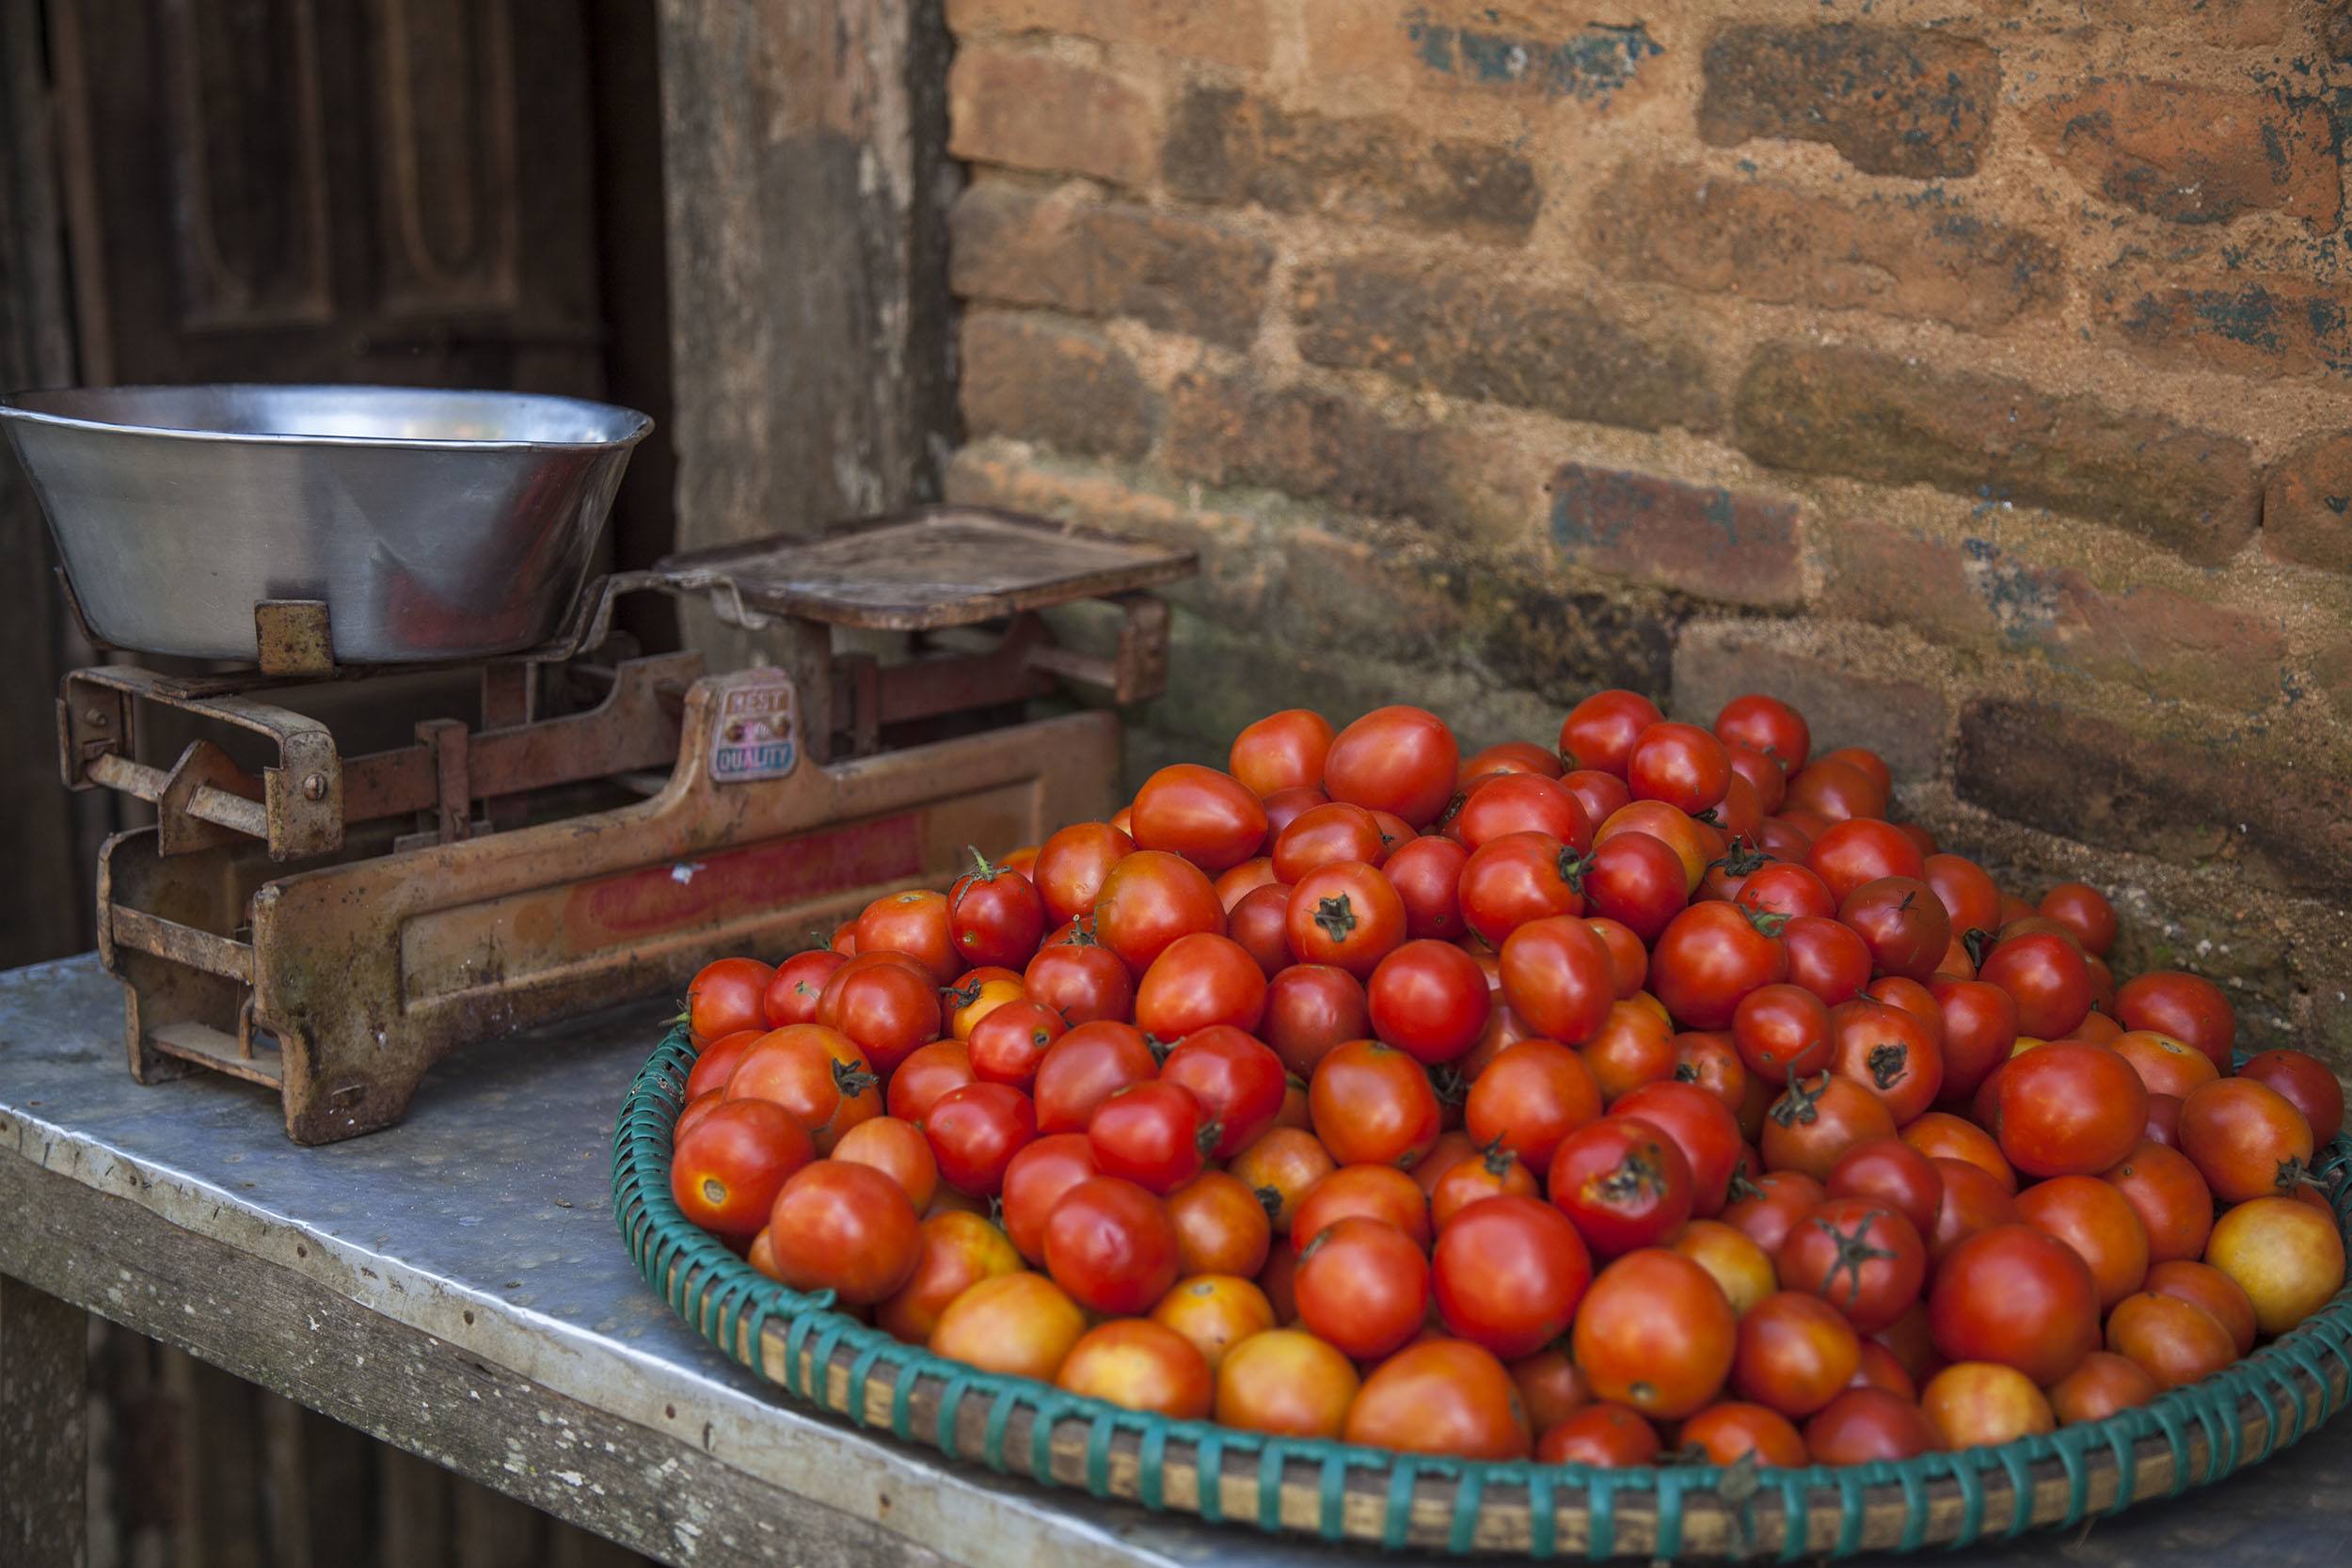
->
[[1402, 11, 1661, 102]]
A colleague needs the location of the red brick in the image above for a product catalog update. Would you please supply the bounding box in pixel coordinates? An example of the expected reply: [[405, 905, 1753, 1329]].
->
[[1593, 164, 2061, 332], [949, 184, 1273, 349], [1160, 87, 1540, 244], [1821, 519, 2288, 709], [958, 313, 1158, 461], [2102, 274, 2352, 380], [1549, 464, 1801, 610], [1736, 342, 2261, 566], [947, 49, 1155, 188], [1956, 698, 2352, 897], [1697, 24, 2000, 179], [1982, 0, 2290, 47], [2031, 78, 2340, 230], [1292, 257, 1718, 433], [2265, 432, 2352, 572], [946, 0, 1271, 71], [1672, 623, 1949, 781]]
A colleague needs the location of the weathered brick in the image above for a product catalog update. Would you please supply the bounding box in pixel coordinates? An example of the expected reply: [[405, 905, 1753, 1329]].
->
[[949, 184, 1273, 350], [1820, 519, 2288, 708], [946, 0, 1271, 71], [1672, 622, 1949, 781], [947, 50, 1155, 188], [1955, 698, 2352, 897], [1161, 87, 1540, 243], [1735, 343, 2261, 566], [2265, 432, 2352, 572], [1298, 2, 1661, 102], [958, 313, 1157, 461], [2103, 275, 2352, 380], [1293, 258, 1719, 433], [1981, 0, 2290, 47], [1549, 463, 1801, 610], [1593, 165, 2061, 331], [2031, 78, 2340, 230], [1697, 24, 2000, 179]]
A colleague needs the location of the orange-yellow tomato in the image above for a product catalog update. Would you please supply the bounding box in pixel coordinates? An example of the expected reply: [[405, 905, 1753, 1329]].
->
[[2205, 1196, 2345, 1336], [1672, 1220, 1776, 1316], [930, 1272, 1087, 1381], [1056, 1319, 1214, 1418], [1920, 1362, 2055, 1449], [1151, 1275, 1278, 1371], [876, 1211, 1023, 1343], [1215, 1329, 1359, 1438]]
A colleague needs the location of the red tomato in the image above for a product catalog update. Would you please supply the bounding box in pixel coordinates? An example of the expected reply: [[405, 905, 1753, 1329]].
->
[[924, 1082, 1037, 1196], [1215, 857, 1279, 911], [2048, 1352, 2158, 1426], [1929, 1224, 2101, 1386], [1684, 1402, 1809, 1467], [1585, 917, 1649, 998], [1782, 914, 1872, 1006], [1804, 1388, 1937, 1464], [1461, 739, 1565, 783], [2016, 1174, 2150, 1310], [1924, 1159, 2018, 1265], [1827, 997, 1943, 1126], [818, 958, 943, 1073], [1547, 1115, 1696, 1256], [1433, 1196, 1593, 1358], [1509, 1346, 1592, 1434], [2238, 1048, 2345, 1145], [946, 852, 1046, 969], [1453, 772, 1592, 851], [1131, 764, 1270, 874], [1596, 800, 1719, 893], [1344, 1338, 1532, 1460], [762, 951, 848, 1028], [1033, 822, 1135, 927], [1032, 1021, 1159, 1134], [1760, 1072, 1898, 1181], [1726, 743, 1788, 816], [1994, 1042, 2147, 1178], [1721, 1169, 1825, 1258], [2100, 1140, 2213, 1264], [1230, 708, 1335, 797], [1733, 1290, 1861, 1417], [2145, 1259, 2259, 1356], [767, 1159, 923, 1304], [1133, 932, 1266, 1040], [1651, 901, 1788, 1030], [1022, 934, 1135, 1025], [1825, 1138, 1944, 1239], [1784, 760, 1883, 825], [1225, 883, 1293, 975], [1323, 705, 1459, 827], [1925, 977, 2018, 1103], [2038, 882, 2117, 956], [1042, 1176, 1180, 1315], [1580, 831, 1691, 942], [998, 1132, 1101, 1262], [2178, 1077, 2313, 1202], [1429, 1142, 1540, 1227], [1840, 877, 1951, 982], [2106, 1291, 2237, 1390], [1465, 1039, 1602, 1168], [1261, 964, 1371, 1077], [1457, 831, 1586, 945], [834, 1116, 940, 1211], [1537, 1404, 1661, 1465], [1367, 939, 1493, 1063], [1733, 982, 1835, 1086], [685, 1028, 764, 1101], [1560, 768, 1634, 830], [1271, 802, 1388, 882], [675, 1089, 725, 1145], [966, 1000, 1065, 1089], [856, 892, 962, 986], [1309, 1039, 1442, 1167], [2114, 971, 2235, 1069], [1284, 862, 1406, 976], [1165, 1171, 1274, 1278], [885, 1039, 973, 1124], [1626, 721, 1732, 816], [688, 957, 775, 1041], [1923, 853, 2002, 939], [1295, 1216, 1430, 1359], [1979, 932, 2094, 1041], [1292, 1164, 1431, 1251], [1612, 1079, 1745, 1215], [1714, 693, 1812, 772], [726, 1024, 882, 1153], [1160, 1025, 1287, 1157], [1094, 850, 1225, 975], [875, 1210, 1023, 1343], [1088, 1081, 1210, 1195], [1498, 915, 1617, 1046], [672, 1099, 815, 1239], [1381, 834, 1470, 942], [1806, 819, 1923, 902], [1572, 1249, 1738, 1418], [1777, 1197, 1927, 1332], [1559, 689, 1664, 777], [2111, 1030, 2220, 1100]]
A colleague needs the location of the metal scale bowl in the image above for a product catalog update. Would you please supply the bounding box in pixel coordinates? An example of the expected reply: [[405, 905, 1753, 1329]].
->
[[3, 386, 1192, 1143]]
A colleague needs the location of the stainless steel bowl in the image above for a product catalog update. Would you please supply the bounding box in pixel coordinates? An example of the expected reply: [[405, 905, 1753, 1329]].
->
[[0, 384, 652, 663]]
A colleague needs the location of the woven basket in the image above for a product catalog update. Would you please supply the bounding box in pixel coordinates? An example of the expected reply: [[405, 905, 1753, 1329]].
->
[[613, 1026, 2352, 1558]]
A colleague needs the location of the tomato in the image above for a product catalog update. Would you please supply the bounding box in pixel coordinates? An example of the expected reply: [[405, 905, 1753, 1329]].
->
[[1837, 877, 1949, 983], [1261, 964, 1370, 1077], [1548, 1115, 1696, 1256], [1580, 831, 1691, 942], [763, 951, 849, 1028], [1713, 693, 1811, 770], [1379, 834, 1470, 942], [1802, 1387, 1936, 1463], [885, 1039, 973, 1124], [1536, 1403, 1661, 1465], [1733, 1290, 1862, 1416], [1761, 1072, 1897, 1181], [1849, 1341, 1917, 1400], [1498, 915, 1617, 1046], [1344, 1338, 1532, 1459], [1089, 1081, 1212, 1195], [1464, 1039, 1601, 1167], [688, 956, 775, 1041], [874, 1209, 1023, 1342], [671, 1099, 814, 1240], [1032, 1021, 1156, 1133], [1366, 939, 1492, 1064], [924, 1081, 1037, 1196], [818, 959, 943, 1072], [1732, 982, 1834, 1086], [1825, 1138, 1943, 1239], [1461, 739, 1565, 784], [1806, 819, 1923, 903], [1131, 764, 1269, 874], [1782, 914, 1871, 1006], [1453, 772, 1592, 851], [1056, 1319, 1214, 1418], [1612, 1080, 1744, 1215], [1230, 1127, 1338, 1234], [1573, 1249, 1737, 1418], [1457, 831, 1586, 945], [2115, 971, 2235, 1069], [856, 892, 962, 986], [966, 1000, 1065, 1089], [2028, 881, 2113, 955], [1284, 862, 1406, 976], [1672, 1219, 1776, 1315], [999, 1132, 1101, 1262], [1977, 932, 2093, 1041], [1152, 1275, 1276, 1371], [1508, 1347, 1591, 1433], [2145, 1259, 2259, 1355], [1432, 1196, 1594, 1357], [1226, 883, 1295, 976], [930, 1272, 1088, 1381], [1322, 705, 1459, 826], [1577, 997, 1676, 1101], [1925, 1159, 2019, 1266], [945, 970, 1023, 1040], [2106, 1291, 2237, 1390], [1683, 1402, 1808, 1466], [2047, 1352, 2157, 1426], [1133, 931, 1267, 1041], [1929, 1224, 2101, 1386], [1559, 689, 1662, 776], [684, 1029, 763, 1101], [1924, 977, 2017, 1103], [1672, 1029, 1749, 1117], [2238, 1049, 2346, 1146], [675, 1089, 726, 1146], [726, 1024, 882, 1153], [1215, 857, 1280, 911], [1292, 1164, 1431, 1253], [1429, 1140, 1540, 1227], [1021, 933, 1135, 1025], [1258, 784, 1329, 848], [1094, 850, 1225, 975], [944, 852, 1046, 971], [2143, 1092, 2183, 1149], [2016, 1175, 2148, 1309], [1871, 1303, 1942, 1387], [2100, 1140, 2213, 1264], [1042, 1175, 1181, 1315], [1825, 997, 1943, 1127], [1726, 744, 1788, 817], [1734, 861, 1835, 923], [1596, 800, 1719, 893], [1034, 822, 1136, 927], [1920, 1362, 2052, 1449], [2205, 1195, 2345, 1335], [1261, 1231, 1300, 1314], [767, 1160, 922, 1304], [1900, 1112, 2014, 1192], [1777, 1198, 1926, 1333], [1153, 1026, 1282, 1159], [1721, 1169, 1825, 1257], [1309, 1039, 1441, 1167], [1923, 854, 2002, 942], [1294, 1216, 1430, 1359], [834, 1116, 939, 1211], [2179, 1077, 2314, 1202], [1560, 768, 1634, 831], [1994, 1042, 2147, 1178], [1271, 802, 1388, 881], [1229, 708, 1334, 796], [1215, 1327, 1359, 1437], [1626, 721, 1732, 816], [1156, 1175, 1269, 1282]]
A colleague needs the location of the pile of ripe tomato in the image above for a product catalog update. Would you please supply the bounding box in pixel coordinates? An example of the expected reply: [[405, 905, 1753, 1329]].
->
[[666, 692, 2348, 1467]]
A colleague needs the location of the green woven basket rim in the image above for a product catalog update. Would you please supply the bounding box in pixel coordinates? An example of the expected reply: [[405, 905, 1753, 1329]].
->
[[612, 1023, 2352, 1558]]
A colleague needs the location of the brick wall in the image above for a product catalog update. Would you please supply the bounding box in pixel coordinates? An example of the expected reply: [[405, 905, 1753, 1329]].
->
[[934, 0, 2352, 1066]]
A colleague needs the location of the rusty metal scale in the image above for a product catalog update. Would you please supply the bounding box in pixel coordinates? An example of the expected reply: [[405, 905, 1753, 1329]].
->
[[48, 500, 1189, 1144]]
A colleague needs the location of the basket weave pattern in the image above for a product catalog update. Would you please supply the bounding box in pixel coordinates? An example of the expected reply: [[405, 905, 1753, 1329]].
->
[[613, 1026, 2352, 1558]]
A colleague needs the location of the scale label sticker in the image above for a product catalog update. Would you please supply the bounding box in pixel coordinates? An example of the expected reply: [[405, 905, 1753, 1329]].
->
[[709, 670, 799, 784]]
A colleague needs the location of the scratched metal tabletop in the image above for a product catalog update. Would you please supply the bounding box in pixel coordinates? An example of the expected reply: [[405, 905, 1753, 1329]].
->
[[1, 953, 2346, 1566]]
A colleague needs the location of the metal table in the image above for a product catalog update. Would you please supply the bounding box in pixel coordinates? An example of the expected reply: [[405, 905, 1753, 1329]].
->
[[3, 953, 2347, 1567]]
